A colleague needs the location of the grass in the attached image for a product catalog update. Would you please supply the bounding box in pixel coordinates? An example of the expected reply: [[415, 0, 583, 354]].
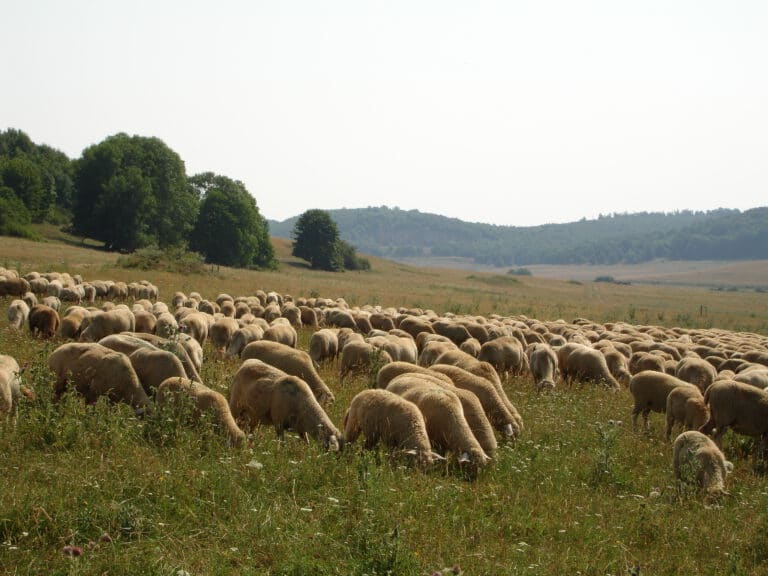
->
[[2, 233, 768, 573]]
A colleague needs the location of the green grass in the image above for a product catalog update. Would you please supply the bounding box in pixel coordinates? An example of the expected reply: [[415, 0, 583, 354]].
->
[[2, 234, 768, 573]]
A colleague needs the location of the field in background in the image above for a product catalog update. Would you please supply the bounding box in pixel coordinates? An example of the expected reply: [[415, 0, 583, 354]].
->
[[1, 232, 768, 574]]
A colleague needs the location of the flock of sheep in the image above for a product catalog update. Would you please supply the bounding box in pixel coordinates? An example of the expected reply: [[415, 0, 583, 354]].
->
[[2, 265, 768, 495]]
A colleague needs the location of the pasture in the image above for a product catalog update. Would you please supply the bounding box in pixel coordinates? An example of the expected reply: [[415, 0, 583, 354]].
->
[[1, 234, 768, 575]]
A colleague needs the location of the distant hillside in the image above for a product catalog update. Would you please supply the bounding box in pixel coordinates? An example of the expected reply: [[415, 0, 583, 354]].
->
[[268, 206, 768, 267]]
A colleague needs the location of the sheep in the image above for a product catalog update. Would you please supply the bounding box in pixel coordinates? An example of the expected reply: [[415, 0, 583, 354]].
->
[[369, 312, 396, 332], [129, 347, 189, 396], [134, 310, 157, 334], [342, 388, 441, 466], [309, 328, 339, 366], [298, 305, 320, 328], [47, 343, 151, 411], [676, 357, 717, 393], [178, 311, 211, 346], [154, 311, 179, 339], [0, 277, 31, 297], [603, 348, 631, 387], [227, 325, 265, 358], [566, 346, 620, 389], [478, 336, 529, 378], [339, 340, 393, 383], [673, 430, 733, 496], [386, 375, 490, 467], [241, 340, 335, 404], [28, 304, 61, 338], [79, 308, 135, 342], [7, 299, 30, 330], [430, 363, 523, 438], [526, 342, 558, 392], [156, 377, 245, 446], [41, 295, 61, 311], [229, 359, 341, 450], [432, 319, 473, 345], [629, 370, 698, 431], [0, 354, 31, 423], [398, 316, 435, 340], [459, 337, 482, 358], [665, 386, 709, 441], [733, 369, 768, 390], [262, 323, 298, 348], [700, 380, 768, 446], [22, 291, 37, 309], [418, 340, 457, 367], [367, 334, 418, 364], [384, 372, 497, 456], [209, 317, 240, 355], [58, 306, 91, 339], [629, 351, 666, 375]]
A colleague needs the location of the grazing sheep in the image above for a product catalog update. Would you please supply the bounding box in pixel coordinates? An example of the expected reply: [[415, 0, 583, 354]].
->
[[733, 369, 768, 390], [386, 375, 490, 467], [478, 336, 529, 378], [418, 340, 457, 367], [156, 377, 245, 446], [111, 332, 202, 383], [0, 277, 31, 297], [398, 316, 435, 340], [630, 370, 698, 431], [133, 310, 157, 334], [369, 312, 396, 332], [129, 347, 188, 396], [673, 430, 733, 496], [0, 354, 30, 423], [566, 346, 620, 389], [154, 311, 179, 339], [241, 340, 335, 404], [22, 291, 37, 309], [343, 389, 441, 466], [376, 361, 452, 390], [432, 320, 473, 346], [28, 304, 61, 338], [263, 323, 298, 348], [7, 299, 30, 330], [700, 380, 768, 446], [367, 334, 418, 364], [227, 325, 265, 358], [629, 351, 666, 375], [603, 348, 631, 387], [79, 308, 135, 342], [665, 386, 709, 441], [526, 342, 559, 392], [459, 337, 482, 358], [429, 363, 523, 438], [229, 359, 341, 450], [339, 340, 393, 383], [309, 328, 339, 366], [676, 357, 717, 393], [58, 306, 91, 340], [209, 317, 240, 355], [47, 343, 151, 411], [385, 373, 497, 456], [178, 312, 211, 346]]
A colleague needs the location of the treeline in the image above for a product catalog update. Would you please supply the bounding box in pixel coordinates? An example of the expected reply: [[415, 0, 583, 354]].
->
[[0, 129, 275, 269], [269, 206, 768, 266]]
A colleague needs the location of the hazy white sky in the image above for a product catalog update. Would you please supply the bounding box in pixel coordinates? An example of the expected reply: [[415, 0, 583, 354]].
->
[[2, 1, 767, 226]]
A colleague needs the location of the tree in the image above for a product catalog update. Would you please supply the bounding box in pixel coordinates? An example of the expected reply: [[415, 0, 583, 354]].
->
[[0, 156, 46, 221], [188, 172, 275, 269], [72, 133, 196, 251], [291, 209, 342, 271], [0, 186, 33, 237]]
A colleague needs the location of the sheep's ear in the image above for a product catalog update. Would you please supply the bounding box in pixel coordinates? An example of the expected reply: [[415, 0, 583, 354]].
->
[[458, 452, 471, 464], [403, 449, 417, 456], [724, 460, 734, 473]]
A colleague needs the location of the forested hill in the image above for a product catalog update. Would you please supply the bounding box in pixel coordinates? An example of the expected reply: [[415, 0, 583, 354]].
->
[[268, 206, 768, 266]]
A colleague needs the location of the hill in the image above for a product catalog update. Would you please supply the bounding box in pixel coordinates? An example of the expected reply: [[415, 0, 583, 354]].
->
[[268, 206, 768, 267]]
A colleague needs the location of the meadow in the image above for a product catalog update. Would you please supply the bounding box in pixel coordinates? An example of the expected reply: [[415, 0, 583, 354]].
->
[[1, 233, 768, 575]]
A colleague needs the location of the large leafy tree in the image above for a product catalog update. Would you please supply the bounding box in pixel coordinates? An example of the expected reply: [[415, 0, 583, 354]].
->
[[0, 128, 74, 222], [291, 209, 343, 271], [188, 172, 275, 268], [72, 133, 196, 251]]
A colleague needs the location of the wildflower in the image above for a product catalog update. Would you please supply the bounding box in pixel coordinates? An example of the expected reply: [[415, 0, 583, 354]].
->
[[62, 545, 83, 557]]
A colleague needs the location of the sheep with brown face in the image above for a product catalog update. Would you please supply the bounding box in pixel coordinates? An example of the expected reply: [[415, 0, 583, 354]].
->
[[28, 304, 61, 338]]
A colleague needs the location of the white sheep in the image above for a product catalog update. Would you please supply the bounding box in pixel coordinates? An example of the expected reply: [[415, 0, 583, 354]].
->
[[229, 359, 341, 450], [673, 430, 733, 496], [386, 374, 490, 467], [240, 340, 335, 404], [630, 370, 698, 431], [342, 388, 441, 467], [7, 299, 30, 330], [665, 385, 709, 441], [0, 354, 31, 423], [156, 377, 245, 446], [700, 379, 768, 446]]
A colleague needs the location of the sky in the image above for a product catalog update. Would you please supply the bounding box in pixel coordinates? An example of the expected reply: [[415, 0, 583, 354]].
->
[[2, 1, 767, 227]]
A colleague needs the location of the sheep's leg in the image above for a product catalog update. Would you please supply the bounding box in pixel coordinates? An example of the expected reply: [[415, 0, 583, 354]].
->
[[665, 413, 674, 441]]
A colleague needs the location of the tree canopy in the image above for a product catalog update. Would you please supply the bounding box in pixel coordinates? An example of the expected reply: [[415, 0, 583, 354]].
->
[[188, 172, 275, 269], [72, 133, 196, 251], [292, 209, 343, 271]]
